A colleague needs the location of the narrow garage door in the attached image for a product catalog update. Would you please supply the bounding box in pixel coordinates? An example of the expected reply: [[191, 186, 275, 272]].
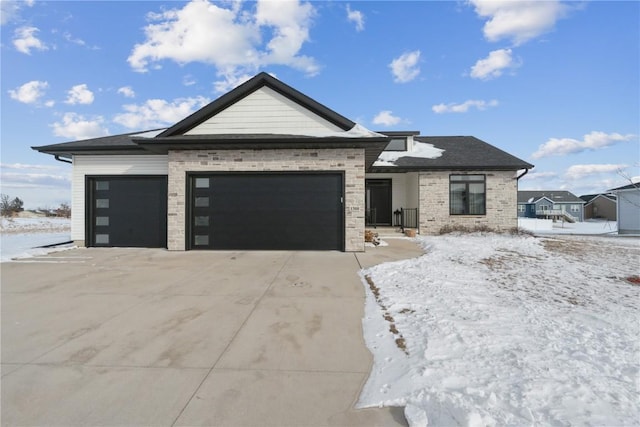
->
[[189, 173, 343, 251], [87, 176, 167, 247]]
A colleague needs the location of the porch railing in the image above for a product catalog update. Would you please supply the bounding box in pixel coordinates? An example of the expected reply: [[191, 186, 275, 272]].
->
[[365, 208, 377, 228], [400, 208, 418, 230]]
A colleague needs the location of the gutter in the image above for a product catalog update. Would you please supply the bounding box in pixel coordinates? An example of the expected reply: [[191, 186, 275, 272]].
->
[[516, 168, 529, 180], [54, 155, 72, 164]]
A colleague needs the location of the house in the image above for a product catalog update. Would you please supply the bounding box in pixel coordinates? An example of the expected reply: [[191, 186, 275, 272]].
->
[[608, 183, 640, 234], [517, 191, 585, 222], [580, 193, 617, 221], [33, 72, 533, 252]]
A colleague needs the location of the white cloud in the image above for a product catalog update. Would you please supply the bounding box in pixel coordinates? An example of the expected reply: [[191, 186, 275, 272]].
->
[[389, 50, 421, 83], [470, 48, 516, 80], [532, 131, 636, 159], [0, 172, 71, 189], [127, 0, 318, 92], [8, 80, 49, 104], [372, 110, 402, 127], [65, 84, 95, 105], [183, 75, 196, 86], [521, 171, 558, 181], [565, 164, 628, 180], [117, 86, 136, 98], [346, 4, 364, 32], [1, 0, 35, 25], [469, 0, 568, 46], [113, 96, 210, 129], [0, 163, 59, 171], [432, 99, 498, 114], [13, 26, 48, 54], [51, 113, 109, 140]]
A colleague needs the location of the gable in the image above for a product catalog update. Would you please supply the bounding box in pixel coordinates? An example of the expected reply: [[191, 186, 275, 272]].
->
[[185, 86, 343, 136]]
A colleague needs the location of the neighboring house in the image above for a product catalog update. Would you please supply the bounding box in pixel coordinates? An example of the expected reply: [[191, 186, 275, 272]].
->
[[517, 191, 585, 222], [608, 183, 640, 234], [33, 72, 533, 252], [580, 193, 617, 221]]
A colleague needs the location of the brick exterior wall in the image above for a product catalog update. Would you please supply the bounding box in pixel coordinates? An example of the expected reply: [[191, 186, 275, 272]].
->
[[418, 170, 518, 234], [167, 148, 366, 252]]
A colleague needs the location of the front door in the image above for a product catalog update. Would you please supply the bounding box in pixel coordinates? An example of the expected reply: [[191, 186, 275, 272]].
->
[[366, 179, 392, 225]]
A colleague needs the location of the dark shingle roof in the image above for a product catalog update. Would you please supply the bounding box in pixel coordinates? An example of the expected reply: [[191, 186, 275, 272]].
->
[[518, 190, 584, 204], [580, 193, 616, 203], [372, 136, 533, 171], [32, 129, 166, 158], [608, 183, 640, 192]]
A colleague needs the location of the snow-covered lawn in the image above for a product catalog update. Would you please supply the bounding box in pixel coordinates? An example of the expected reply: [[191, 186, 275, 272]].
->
[[359, 233, 639, 426], [0, 217, 72, 262]]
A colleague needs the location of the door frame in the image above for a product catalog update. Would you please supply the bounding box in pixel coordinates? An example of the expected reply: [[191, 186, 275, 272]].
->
[[365, 178, 393, 226]]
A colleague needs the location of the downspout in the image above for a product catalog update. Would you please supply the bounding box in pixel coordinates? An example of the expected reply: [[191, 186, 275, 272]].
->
[[516, 168, 529, 180], [54, 155, 72, 164]]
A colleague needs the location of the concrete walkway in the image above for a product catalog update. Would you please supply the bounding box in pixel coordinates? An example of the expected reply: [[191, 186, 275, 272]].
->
[[1, 239, 423, 426]]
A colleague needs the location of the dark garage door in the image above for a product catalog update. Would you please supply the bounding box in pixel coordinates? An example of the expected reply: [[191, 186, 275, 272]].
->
[[189, 173, 343, 250], [87, 176, 167, 248]]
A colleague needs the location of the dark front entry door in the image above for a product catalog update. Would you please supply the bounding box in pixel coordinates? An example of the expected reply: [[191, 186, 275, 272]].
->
[[366, 179, 392, 225], [87, 176, 168, 247], [189, 173, 344, 251]]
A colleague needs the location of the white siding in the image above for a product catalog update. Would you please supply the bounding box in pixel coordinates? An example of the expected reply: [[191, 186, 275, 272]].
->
[[71, 155, 168, 242], [185, 87, 343, 135], [617, 189, 640, 234], [365, 172, 420, 211]]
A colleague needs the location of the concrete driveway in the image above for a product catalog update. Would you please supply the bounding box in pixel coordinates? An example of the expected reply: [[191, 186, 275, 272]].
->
[[1, 240, 422, 426]]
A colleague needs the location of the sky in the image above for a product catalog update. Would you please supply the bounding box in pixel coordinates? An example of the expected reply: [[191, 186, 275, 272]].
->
[[1, 0, 638, 209]]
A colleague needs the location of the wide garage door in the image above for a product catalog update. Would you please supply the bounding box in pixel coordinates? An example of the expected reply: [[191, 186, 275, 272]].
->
[[189, 173, 343, 250], [87, 176, 167, 247]]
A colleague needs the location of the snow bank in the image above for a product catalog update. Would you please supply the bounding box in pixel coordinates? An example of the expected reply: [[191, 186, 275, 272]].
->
[[517, 217, 552, 232], [1, 217, 73, 261], [358, 234, 639, 426]]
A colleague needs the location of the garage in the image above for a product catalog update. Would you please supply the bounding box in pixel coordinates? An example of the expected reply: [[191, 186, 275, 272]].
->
[[87, 176, 168, 247], [188, 173, 344, 250]]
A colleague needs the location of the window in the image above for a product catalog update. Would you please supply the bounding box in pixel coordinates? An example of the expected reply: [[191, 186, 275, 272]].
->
[[571, 204, 580, 212], [95, 216, 109, 226], [384, 138, 407, 151], [95, 181, 109, 191], [518, 205, 525, 213], [195, 177, 209, 188], [96, 199, 109, 208], [450, 175, 485, 215], [195, 197, 209, 207]]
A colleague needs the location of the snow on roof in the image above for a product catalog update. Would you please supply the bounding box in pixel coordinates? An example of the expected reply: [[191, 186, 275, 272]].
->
[[132, 129, 167, 138], [373, 140, 445, 167], [279, 123, 387, 139]]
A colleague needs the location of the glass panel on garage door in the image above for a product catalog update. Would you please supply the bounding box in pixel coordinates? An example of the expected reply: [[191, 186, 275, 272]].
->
[[189, 173, 343, 251]]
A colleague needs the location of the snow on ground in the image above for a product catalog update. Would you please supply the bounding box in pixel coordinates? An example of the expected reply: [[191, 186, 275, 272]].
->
[[1, 217, 72, 262], [358, 233, 640, 426], [519, 218, 618, 235]]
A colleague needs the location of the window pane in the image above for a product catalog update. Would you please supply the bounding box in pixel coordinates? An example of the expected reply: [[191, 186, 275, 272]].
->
[[450, 183, 466, 214], [194, 216, 209, 226], [384, 138, 406, 151], [95, 181, 109, 190], [96, 199, 109, 208], [195, 177, 210, 188], [468, 183, 485, 215], [96, 216, 109, 226], [194, 235, 209, 245], [195, 197, 209, 207], [95, 234, 109, 244]]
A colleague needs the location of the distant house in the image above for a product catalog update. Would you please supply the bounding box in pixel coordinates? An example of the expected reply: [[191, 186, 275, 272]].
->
[[517, 191, 585, 222], [33, 72, 533, 251], [608, 184, 640, 234], [580, 193, 617, 221]]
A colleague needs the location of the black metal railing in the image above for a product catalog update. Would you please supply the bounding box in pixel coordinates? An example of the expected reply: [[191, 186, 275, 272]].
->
[[401, 208, 418, 230]]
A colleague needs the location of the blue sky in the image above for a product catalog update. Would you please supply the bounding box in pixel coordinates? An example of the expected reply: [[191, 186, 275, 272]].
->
[[1, 0, 638, 208]]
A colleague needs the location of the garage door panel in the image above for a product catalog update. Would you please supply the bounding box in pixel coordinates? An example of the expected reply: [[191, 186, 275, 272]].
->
[[190, 173, 343, 251], [88, 177, 167, 248]]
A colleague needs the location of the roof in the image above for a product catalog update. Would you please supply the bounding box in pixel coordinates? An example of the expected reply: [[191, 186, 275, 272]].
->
[[608, 183, 640, 192], [371, 136, 533, 172], [580, 193, 616, 204], [32, 129, 166, 158], [517, 190, 584, 204], [159, 72, 355, 137]]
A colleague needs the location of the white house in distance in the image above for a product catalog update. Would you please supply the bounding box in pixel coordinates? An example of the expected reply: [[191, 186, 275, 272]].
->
[[609, 183, 640, 234], [33, 72, 533, 252]]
